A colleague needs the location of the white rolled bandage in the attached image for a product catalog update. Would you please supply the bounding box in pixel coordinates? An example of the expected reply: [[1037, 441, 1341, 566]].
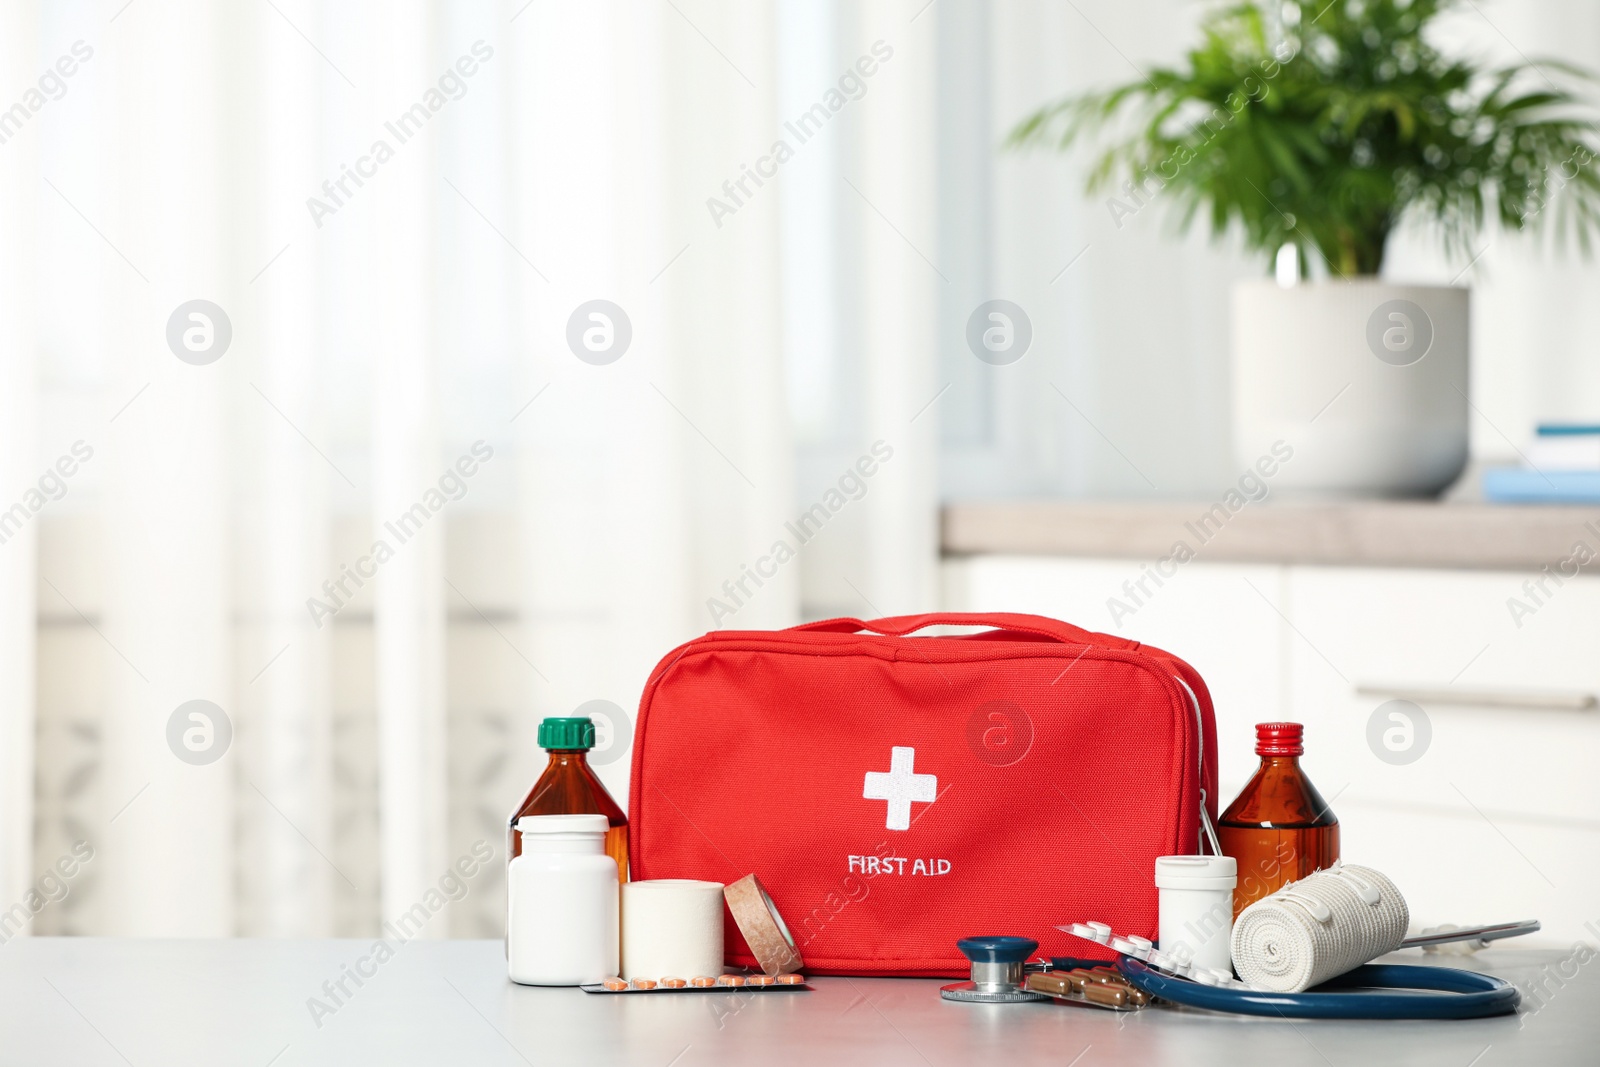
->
[[1230, 863, 1409, 993], [620, 880, 726, 980]]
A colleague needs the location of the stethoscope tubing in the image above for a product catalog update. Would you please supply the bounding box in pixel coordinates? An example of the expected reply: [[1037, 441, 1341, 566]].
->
[[1117, 959, 1521, 1020]]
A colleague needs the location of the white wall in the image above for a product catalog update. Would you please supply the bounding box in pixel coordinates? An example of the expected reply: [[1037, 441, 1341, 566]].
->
[[941, 0, 1600, 499]]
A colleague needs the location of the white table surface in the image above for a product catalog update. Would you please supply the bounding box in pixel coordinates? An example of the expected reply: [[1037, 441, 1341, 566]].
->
[[0, 939, 1591, 1066]]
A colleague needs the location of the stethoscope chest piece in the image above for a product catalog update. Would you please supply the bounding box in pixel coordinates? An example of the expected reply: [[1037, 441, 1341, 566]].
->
[[940, 937, 1050, 1004]]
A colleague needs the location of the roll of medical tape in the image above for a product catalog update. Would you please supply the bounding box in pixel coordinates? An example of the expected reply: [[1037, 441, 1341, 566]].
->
[[724, 874, 804, 976]]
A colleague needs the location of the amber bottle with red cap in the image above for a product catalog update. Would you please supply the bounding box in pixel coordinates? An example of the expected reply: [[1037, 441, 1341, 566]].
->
[[1217, 722, 1339, 918]]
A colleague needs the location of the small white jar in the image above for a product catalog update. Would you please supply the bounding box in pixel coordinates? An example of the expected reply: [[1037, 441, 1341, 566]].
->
[[507, 814, 619, 985], [1154, 855, 1237, 974]]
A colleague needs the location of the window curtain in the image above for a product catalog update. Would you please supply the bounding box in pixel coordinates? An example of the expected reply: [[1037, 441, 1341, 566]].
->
[[0, 0, 943, 937], [0, 0, 42, 923]]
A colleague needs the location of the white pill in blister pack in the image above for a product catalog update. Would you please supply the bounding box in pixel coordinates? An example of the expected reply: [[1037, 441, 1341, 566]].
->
[[1060, 919, 1240, 986], [1145, 949, 1189, 976]]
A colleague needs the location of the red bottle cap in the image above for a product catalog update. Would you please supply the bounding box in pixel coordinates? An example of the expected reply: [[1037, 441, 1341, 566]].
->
[[1255, 722, 1304, 757]]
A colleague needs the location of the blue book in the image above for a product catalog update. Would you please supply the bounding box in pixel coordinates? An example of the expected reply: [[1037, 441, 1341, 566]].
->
[[1482, 467, 1600, 504]]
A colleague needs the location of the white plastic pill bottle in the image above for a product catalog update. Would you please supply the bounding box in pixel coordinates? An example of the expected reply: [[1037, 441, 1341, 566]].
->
[[508, 814, 619, 985], [1154, 855, 1237, 973]]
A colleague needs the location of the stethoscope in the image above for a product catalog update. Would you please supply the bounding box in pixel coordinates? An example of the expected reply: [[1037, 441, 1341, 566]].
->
[[1117, 956, 1520, 1019], [943, 920, 1534, 1019]]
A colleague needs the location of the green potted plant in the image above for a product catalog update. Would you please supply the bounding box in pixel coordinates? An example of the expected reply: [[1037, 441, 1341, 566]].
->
[[1010, 0, 1600, 496]]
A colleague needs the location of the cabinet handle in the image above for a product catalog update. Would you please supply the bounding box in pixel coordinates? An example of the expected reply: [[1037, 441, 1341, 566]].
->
[[1355, 684, 1598, 711]]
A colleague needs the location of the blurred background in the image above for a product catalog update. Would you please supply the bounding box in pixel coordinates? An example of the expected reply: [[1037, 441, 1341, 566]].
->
[[2, 0, 1597, 946]]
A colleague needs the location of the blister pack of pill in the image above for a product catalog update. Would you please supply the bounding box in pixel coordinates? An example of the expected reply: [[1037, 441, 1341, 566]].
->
[[580, 973, 810, 994], [1025, 965, 1148, 1010], [1061, 921, 1250, 990]]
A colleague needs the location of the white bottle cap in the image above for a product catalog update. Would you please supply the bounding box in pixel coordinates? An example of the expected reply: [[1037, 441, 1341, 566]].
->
[[1154, 855, 1238, 891], [517, 814, 610, 835]]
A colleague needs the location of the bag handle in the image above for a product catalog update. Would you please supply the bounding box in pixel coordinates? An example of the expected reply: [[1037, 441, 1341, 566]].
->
[[790, 612, 1133, 650], [793, 611, 1198, 837]]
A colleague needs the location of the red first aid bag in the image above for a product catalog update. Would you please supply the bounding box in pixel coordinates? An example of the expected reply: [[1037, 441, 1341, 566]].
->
[[628, 612, 1218, 977]]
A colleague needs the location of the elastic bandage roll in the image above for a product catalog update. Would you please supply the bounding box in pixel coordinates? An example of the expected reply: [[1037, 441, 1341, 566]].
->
[[1230, 863, 1409, 993]]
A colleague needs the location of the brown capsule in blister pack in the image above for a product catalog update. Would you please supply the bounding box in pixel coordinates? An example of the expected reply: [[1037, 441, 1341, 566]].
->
[[1083, 983, 1128, 1008], [690, 976, 718, 988], [776, 974, 805, 985], [1025, 972, 1075, 997]]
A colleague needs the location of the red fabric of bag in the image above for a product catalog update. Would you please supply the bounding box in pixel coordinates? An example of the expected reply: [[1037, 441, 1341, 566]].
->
[[628, 612, 1218, 977]]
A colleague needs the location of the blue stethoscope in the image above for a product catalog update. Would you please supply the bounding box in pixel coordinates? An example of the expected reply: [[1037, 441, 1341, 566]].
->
[[1116, 957, 1519, 1020], [1112, 919, 1533, 1019], [947, 920, 1533, 1019]]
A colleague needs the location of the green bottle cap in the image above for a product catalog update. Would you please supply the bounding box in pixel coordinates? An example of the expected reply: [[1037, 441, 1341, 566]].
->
[[538, 717, 595, 751]]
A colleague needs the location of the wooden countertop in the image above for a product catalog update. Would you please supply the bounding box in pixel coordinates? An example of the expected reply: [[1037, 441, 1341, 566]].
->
[[942, 500, 1600, 570]]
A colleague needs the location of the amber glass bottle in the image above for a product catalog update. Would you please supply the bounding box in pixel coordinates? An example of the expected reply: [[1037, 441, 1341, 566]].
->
[[508, 717, 629, 882], [1217, 722, 1338, 918]]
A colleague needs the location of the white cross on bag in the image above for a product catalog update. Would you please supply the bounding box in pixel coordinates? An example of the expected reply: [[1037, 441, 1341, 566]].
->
[[862, 746, 937, 831]]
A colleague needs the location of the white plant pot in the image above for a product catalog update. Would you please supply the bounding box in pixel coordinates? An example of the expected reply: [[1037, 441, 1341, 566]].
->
[[1232, 279, 1469, 498]]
